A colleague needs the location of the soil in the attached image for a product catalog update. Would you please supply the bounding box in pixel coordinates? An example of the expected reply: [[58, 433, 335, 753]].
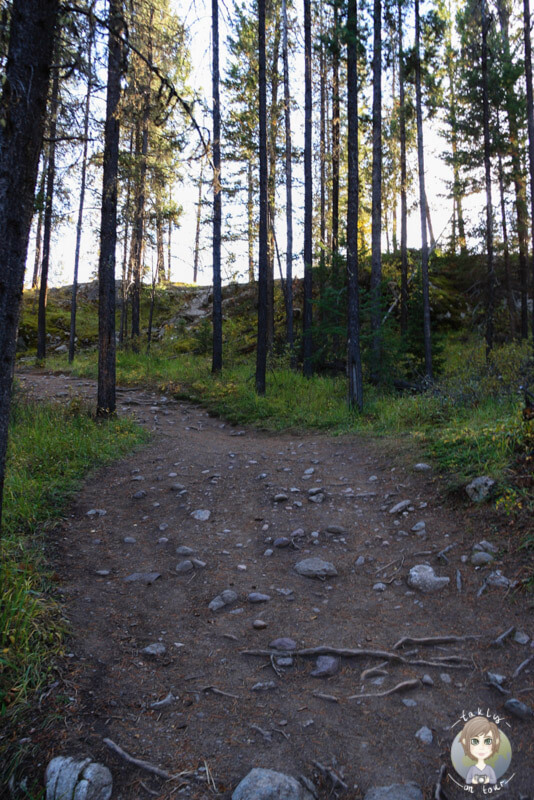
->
[[11, 370, 534, 799]]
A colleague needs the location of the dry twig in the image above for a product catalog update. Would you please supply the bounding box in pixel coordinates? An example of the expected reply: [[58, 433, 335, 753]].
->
[[312, 692, 339, 703], [103, 737, 191, 781], [491, 626, 515, 647], [512, 655, 534, 679], [393, 635, 477, 650], [249, 723, 272, 742], [434, 764, 448, 800], [361, 662, 389, 680], [347, 678, 420, 700], [202, 685, 239, 699], [312, 760, 349, 791]]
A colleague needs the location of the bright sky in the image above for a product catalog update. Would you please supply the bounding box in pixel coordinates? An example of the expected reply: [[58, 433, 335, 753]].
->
[[27, 0, 486, 290]]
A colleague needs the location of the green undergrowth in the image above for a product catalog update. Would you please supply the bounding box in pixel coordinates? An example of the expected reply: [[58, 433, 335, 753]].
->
[[1, 391, 147, 715], [49, 336, 534, 514]]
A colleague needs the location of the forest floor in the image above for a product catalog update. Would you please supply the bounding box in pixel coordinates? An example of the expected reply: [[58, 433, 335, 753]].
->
[[14, 370, 534, 799]]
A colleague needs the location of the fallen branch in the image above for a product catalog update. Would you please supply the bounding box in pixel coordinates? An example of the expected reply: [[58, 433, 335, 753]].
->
[[491, 626, 515, 647], [434, 764, 449, 800], [312, 692, 339, 703], [436, 544, 456, 564], [202, 686, 239, 699], [512, 655, 534, 679], [270, 654, 285, 678], [103, 738, 191, 781], [485, 680, 510, 696], [312, 761, 349, 792], [241, 647, 473, 670], [393, 635, 477, 650], [516, 686, 534, 694], [348, 678, 420, 700], [140, 781, 160, 797], [249, 723, 272, 742], [361, 662, 389, 680]]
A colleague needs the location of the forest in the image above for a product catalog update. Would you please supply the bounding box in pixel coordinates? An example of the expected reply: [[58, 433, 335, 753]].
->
[[1, 0, 534, 793]]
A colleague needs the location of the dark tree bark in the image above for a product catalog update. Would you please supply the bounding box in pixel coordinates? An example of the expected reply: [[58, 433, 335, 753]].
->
[[370, 0, 382, 383], [31, 157, 48, 289], [0, 0, 58, 529], [36, 66, 59, 362], [212, 0, 222, 373], [69, 33, 93, 363], [303, 0, 313, 377], [523, 0, 534, 343], [497, 147, 516, 337], [267, 12, 280, 352], [414, 0, 433, 380], [282, 0, 294, 362], [347, 0, 363, 410], [398, 0, 408, 336], [97, 0, 124, 417], [156, 204, 164, 284], [255, 0, 268, 394], [481, 0, 495, 358], [119, 129, 133, 346], [331, 2, 340, 272]]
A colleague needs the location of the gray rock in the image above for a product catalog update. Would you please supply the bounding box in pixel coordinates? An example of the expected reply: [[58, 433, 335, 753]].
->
[[473, 540, 498, 554], [251, 681, 277, 691], [402, 698, 417, 707], [466, 476, 495, 502], [95, 570, 110, 577], [407, 564, 449, 593], [414, 463, 431, 471], [86, 509, 107, 517], [46, 756, 112, 800], [175, 560, 194, 574], [253, 619, 268, 629], [123, 537, 136, 544], [208, 589, 238, 612], [275, 657, 293, 667], [132, 490, 147, 500], [487, 672, 506, 685], [263, 549, 274, 557], [274, 537, 291, 548], [311, 655, 339, 677], [421, 674, 434, 686], [373, 582, 387, 592], [514, 631, 530, 645], [326, 525, 347, 534], [192, 558, 206, 569], [308, 493, 325, 504], [294, 557, 338, 579], [269, 637, 296, 651], [486, 570, 510, 589], [143, 643, 166, 656], [248, 592, 271, 603], [355, 556, 365, 566], [440, 673, 451, 684], [170, 483, 186, 491], [415, 726, 433, 744], [232, 768, 313, 800], [411, 521, 426, 533], [504, 698, 533, 720], [176, 546, 195, 556], [274, 493, 289, 502], [131, 475, 145, 481], [389, 500, 411, 514], [364, 783, 423, 800], [471, 551, 494, 566], [123, 572, 161, 585], [191, 509, 210, 521]]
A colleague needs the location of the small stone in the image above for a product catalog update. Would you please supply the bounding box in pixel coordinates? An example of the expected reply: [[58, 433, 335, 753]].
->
[[275, 656, 293, 667], [411, 521, 426, 532], [364, 784, 423, 800], [308, 493, 325, 504], [176, 545, 195, 556], [373, 583, 387, 592], [269, 637, 296, 651], [486, 570, 510, 588], [123, 537, 136, 544], [487, 672, 506, 685], [415, 726, 433, 745], [303, 467, 315, 475], [143, 643, 166, 656], [421, 674, 434, 686], [274, 537, 291, 548], [326, 525, 346, 534], [389, 500, 411, 514], [407, 564, 449, 593], [237, 564, 247, 571], [95, 569, 110, 577], [170, 483, 186, 491], [466, 476, 495, 502], [253, 619, 268, 629], [86, 509, 107, 517], [251, 681, 277, 691], [514, 631, 530, 645], [276, 588, 294, 596], [474, 540, 498, 554], [402, 698, 417, 707], [263, 549, 274, 557], [504, 698, 533, 720], [131, 475, 144, 481], [191, 509, 210, 521], [158, 523, 169, 532], [274, 493, 289, 502], [471, 551, 494, 566], [132, 490, 147, 499], [369, 475, 378, 481], [124, 572, 161, 585], [311, 655, 339, 677], [356, 556, 365, 566], [440, 673, 451, 684], [414, 463, 432, 471], [294, 557, 338, 579], [248, 592, 271, 603], [158, 537, 168, 545], [175, 560, 194, 574]]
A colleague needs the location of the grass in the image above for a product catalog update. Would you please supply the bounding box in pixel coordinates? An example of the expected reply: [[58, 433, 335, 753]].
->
[[1, 391, 147, 713]]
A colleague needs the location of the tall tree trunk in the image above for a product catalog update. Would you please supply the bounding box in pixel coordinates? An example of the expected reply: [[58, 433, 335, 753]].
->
[[36, 65, 59, 362], [446, 16, 467, 255], [69, 33, 93, 363], [193, 157, 204, 284], [97, 0, 123, 417], [398, 0, 408, 336], [414, 0, 433, 380], [370, 0, 382, 383], [282, 0, 294, 361], [319, 9, 326, 317], [347, 0, 363, 410], [0, 0, 58, 530], [255, 0, 268, 394], [497, 0, 529, 338], [212, 0, 222, 373], [303, 0, 313, 377], [267, 12, 280, 352], [523, 0, 534, 343], [119, 129, 133, 346], [130, 122, 149, 350], [481, 0, 495, 358], [425, 196, 436, 250], [156, 205, 164, 284], [331, 3, 340, 277], [497, 148, 516, 337], [167, 193, 172, 281], [247, 159, 254, 283], [32, 157, 47, 288]]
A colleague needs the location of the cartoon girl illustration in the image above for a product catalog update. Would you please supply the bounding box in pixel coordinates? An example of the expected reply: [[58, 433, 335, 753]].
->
[[459, 716, 500, 785]]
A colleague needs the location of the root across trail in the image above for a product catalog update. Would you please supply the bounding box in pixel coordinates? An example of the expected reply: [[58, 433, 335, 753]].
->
[[16, 371, 534, 798]]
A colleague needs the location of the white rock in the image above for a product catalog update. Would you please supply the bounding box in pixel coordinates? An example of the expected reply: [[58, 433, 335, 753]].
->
[[389, 500, 411, 514], [407, 564, 449, 593]]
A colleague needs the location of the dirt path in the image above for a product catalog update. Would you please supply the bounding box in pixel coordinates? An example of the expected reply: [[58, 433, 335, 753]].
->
[[16, 371, 534, 798]]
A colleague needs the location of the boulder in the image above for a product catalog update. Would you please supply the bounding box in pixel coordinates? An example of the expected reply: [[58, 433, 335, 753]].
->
[[364, 783, 423, 800], [232, 768, 314, 800], [407, 564, 449, 593], [465, 476, 495, 502], [45, 756, 112, 800]]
